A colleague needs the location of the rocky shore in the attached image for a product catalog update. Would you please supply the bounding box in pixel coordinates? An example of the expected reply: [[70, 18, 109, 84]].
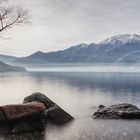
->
[[0, 92, 74, 135], [1, 93, 140, 140]]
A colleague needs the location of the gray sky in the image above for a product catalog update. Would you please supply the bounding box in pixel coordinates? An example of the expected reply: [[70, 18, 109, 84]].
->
[[1, 0, 140, 56]]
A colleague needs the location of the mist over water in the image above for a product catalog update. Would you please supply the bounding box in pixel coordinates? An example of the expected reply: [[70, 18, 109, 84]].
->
[[46, 119, 140, 140], [1, 65, 140, 139], [27, 64, 140, 73]]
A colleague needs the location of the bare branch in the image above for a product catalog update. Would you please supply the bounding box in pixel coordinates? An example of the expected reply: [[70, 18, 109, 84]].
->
[[0, 0, 30, 33]]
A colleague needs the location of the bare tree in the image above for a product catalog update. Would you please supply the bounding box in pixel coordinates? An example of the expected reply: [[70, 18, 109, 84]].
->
[[0, 0, 30, 33]]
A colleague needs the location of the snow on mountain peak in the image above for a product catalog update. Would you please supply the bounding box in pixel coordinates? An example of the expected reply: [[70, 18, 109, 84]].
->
[[100, 34, 140, 45], [75, 43, 89, 48]]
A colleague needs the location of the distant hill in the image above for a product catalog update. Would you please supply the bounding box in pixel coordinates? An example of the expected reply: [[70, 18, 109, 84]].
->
[[3, 34, 140, 65], [0, 54, 18, 63], [0, 61, 26, 72], [14, 43, 98, 64]]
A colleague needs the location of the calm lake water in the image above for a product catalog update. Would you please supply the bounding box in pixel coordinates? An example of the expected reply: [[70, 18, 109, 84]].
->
[[1, 65, 140, 140]]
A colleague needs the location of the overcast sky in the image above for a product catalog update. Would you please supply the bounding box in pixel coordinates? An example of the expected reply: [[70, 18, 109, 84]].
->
[[0, 0, 140, 56]]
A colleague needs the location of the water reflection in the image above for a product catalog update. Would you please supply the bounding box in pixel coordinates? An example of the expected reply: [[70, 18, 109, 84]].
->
[[32, 72, 140, 92], [29, 72, 140, 106]]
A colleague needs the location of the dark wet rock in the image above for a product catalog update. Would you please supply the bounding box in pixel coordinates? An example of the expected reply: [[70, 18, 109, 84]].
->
[[3, 102, 46, 121], [23, 92, 55, 109], [0, 92, 74, 135], [0, 106, 6, 121], [0, 102, 46, 134], [12, 117, 45, 134], [98, 105, 105, 109], [0, 132, 44, 140], [93, 103, 140, 119], [24, 92, 74, 125], [43, 104, 73, 125], [0, 116, 45, 134]]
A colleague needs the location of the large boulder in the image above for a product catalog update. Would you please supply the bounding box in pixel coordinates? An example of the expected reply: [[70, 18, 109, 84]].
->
[[23, 92, 74, 125], [11, 117, 45, 134], [0, 107, 6, 122], [3, 102, 46, 121], [0, 92, 74, 134], [0, 102, 46, 134], [23, 93, 53, 109], [0, 132, 43, 140], [93, 103, 140, 119]]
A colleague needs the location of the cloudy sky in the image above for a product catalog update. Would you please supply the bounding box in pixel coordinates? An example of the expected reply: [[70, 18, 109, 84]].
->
[[0, 0, 140, 56]]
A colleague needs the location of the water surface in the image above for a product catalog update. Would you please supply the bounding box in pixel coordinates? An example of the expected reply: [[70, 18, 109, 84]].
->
[[0, 66, 140, 140]]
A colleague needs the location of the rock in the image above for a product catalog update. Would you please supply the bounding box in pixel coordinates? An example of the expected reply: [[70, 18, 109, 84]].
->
[[0, 92, 74, 134], [0, 107, 6, 122], [12, 118, 45, 134], [3, 102, 46, 121], [0, 132, 43, 140], [23, 92, 54, 109], [0, 102, 46, 134], [93, 103, 140, 119], [3, 115, 46, 134], [44, 104, 73, 125], [24, 92, 74, 125], [98, 105, 105, 109]]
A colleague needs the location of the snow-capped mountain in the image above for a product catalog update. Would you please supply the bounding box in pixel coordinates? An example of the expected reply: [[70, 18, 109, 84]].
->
[[100, 34, 140, 45], [9, 34, 140, 65], [96, 34, 140, 63]]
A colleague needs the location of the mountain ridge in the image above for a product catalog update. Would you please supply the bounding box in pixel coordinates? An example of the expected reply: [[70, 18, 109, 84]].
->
[[0, 61, 26, 72], [0, 54, 18, 63], [1, 34, 140, 65]]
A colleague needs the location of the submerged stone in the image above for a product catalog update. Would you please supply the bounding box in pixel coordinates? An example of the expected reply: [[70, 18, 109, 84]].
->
[[93, 103, 140, 119]]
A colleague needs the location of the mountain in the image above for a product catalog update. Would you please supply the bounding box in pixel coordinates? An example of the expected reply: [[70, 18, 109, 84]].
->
[[97, 34, 140, 63], [0, 61, 26, 72], [13, 34, 140, 64], [15, 43, 99, 64], [0, 54, 18, 63]]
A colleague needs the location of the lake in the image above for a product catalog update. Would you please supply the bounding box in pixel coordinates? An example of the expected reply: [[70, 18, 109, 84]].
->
[[1, 65, 140, 140]]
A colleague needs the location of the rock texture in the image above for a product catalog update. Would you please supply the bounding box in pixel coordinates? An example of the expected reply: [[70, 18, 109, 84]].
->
[[0, 132, 43, 140], [24, 92, 74, 125], [3, 102, 45, 121], [93, 103, 140, 119], [0, 102, 46, 134]]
